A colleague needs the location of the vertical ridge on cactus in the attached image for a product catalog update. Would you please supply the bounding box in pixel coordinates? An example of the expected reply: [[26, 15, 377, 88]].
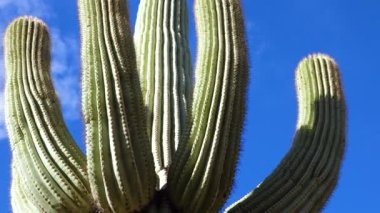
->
[[3, 0, 346, 212]]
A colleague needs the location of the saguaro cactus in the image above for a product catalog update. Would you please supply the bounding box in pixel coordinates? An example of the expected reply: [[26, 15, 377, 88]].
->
[[3, 0, 346, 212]]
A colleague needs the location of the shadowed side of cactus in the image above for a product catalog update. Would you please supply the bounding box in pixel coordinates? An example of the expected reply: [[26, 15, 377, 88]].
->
[[226, 54, 346, 212], [3, 0, 346, 212]]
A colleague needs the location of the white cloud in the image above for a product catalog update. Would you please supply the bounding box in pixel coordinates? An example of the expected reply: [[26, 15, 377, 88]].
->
[[50, 29, 81, 121], [53, 74, 81, 120], [0, 0, 49, 19], [0, 0, 81, 140]]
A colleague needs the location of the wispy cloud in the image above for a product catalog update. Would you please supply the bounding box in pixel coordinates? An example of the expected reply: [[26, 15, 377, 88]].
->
[[0, 0, 81, 140], [245, 21, 268, 62], [0, 0, 50, 18], [50, 29, 81, 121]]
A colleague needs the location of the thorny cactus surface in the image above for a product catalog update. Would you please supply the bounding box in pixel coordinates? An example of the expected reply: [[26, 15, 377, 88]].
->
[[3, 0, 346, 212]]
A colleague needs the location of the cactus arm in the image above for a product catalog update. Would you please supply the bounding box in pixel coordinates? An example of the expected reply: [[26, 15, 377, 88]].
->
[[78, 0, 156, 211], [225, 54, 346, 212], [134, 0, 192, 188], [168, 0, 248, 211], [4, 17, 91, 212]]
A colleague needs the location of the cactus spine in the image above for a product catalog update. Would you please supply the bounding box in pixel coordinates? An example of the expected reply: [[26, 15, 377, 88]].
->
[[3, 0, 346, 212]]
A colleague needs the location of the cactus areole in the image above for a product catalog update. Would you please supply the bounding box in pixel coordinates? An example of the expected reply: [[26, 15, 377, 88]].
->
[[3, 0, 346, 212]]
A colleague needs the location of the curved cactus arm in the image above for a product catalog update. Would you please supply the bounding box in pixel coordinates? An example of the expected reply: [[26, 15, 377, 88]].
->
[[168, 0, 248, 212], [134, 0, 192, 189], [78, 0, 156, 211], [4, 17, 91, 212], [226, 54, 346, 212]]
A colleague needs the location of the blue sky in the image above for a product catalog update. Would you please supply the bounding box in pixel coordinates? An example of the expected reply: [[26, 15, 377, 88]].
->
[[0, 0, 379, 212]]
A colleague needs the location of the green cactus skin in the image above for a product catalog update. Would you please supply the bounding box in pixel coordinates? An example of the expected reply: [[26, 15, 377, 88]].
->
[[134, 0, 192, 189], [4, 17, 91, 212], [167, 0, 248, 212], [3, 0, 346, 212], [10, 162, 39, 212], [225, 54, 346, 212], [78, 0, 156, 211]]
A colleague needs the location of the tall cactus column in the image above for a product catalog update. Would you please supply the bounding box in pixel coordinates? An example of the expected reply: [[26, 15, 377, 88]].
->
[[168, 0, 248, 212], [4, 17, 91, 212], [78, 0, 156, 211], [134, 0, 192, 189]]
